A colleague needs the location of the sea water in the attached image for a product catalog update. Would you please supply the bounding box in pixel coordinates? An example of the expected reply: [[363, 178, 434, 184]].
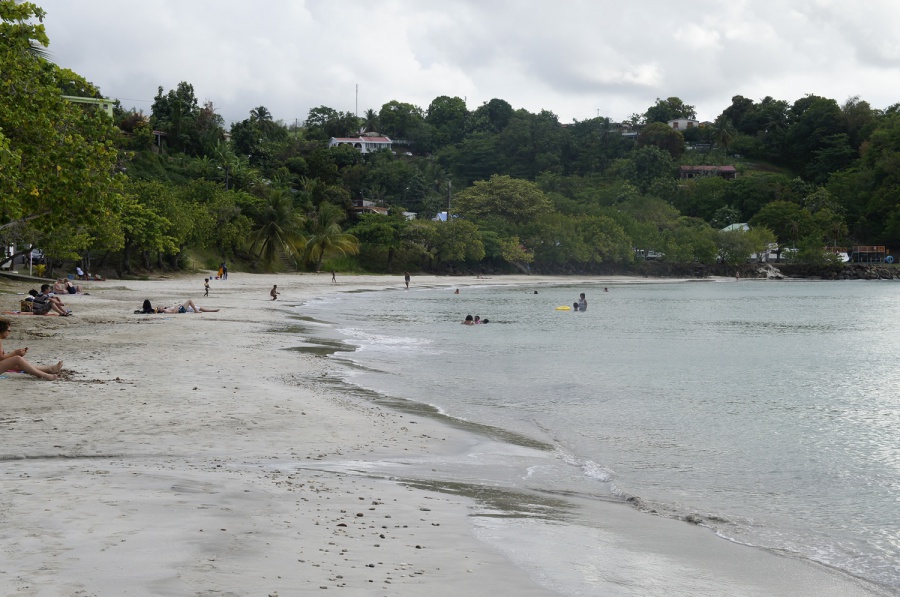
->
[[295, 279, 900, 593]]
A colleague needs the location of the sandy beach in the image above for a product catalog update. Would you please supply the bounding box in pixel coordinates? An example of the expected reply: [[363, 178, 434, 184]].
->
[[0, 272, 891, 596]]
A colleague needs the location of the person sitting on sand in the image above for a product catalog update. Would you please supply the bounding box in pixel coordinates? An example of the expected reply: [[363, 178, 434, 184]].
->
[[0, 318, 62, 380], [32, 285, 71, 316], [158, 299, 219, 314], [52, 278, 67, 294], [270, 285, 279, 300], [462, 315, 474, 325]]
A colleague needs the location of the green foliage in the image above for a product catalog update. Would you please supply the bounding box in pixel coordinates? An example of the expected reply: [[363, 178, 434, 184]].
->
[[248, 191, 306, 270], [453, 174, 552, 230], [432, 219, 484, 264], [5, 5, 898, 276], [644, 97, 697, 123], [717, 227, 775, 266], [637, 122, 685, 159], [302, 202, 359, 271], [0, 1, 123, 255]]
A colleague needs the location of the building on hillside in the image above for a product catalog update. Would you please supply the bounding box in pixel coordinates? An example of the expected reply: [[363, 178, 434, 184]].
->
[[720, 223, 750, 232], [351, 198, 389, 215], [328, 135, 392, 154], [667, 118, 700, 130], [61, 95, 114, 118], [679, 165, 737, 180]]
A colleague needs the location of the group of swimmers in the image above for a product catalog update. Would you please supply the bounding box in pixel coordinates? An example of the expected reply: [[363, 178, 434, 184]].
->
[[462, 315, 489, 325]]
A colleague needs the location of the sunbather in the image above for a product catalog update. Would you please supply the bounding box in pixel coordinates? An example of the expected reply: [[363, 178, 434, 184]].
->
[[156, 299, 219, 314], [0, 318, 62, 380]]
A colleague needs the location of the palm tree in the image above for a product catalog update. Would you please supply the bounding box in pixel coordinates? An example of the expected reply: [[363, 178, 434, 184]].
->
[[363, 108, 379, 133], [303, 202, 359, 271], [248, 191, 306, 270], [712, 115, 737, 150], [249, 105, 278, 138]]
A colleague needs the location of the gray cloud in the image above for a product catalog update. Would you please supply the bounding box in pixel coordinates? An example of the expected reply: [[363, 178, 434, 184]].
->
[[35, 0, 900, 128]]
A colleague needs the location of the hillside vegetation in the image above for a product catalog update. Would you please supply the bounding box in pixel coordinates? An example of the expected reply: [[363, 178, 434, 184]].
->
[[4, 1, 900, 278]]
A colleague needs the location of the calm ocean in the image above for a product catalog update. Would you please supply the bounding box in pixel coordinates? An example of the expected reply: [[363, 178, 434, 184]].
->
[[295, 279, 900, 593]]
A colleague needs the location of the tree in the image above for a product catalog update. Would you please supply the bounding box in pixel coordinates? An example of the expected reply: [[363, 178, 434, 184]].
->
[[716, 227, 775, 266], [749, 201, 816, 247], [362, 108, 379, 132], [432, 219, 484, 265], [0, 1, 123, 263], [452, 175, 553, 229], [720, 95, 756, 134], [469, 98, 514, 134], [710, 115, 737, 150], [378, 100, 425, 139], [614, 146, 675, 195], [348, 213, 409, 271], [119, 180, 179, 272], [426, 95, 468, 147], [151, 81, 201, 153], [248, 191, 306, 270], [302, 202, 359, 271], [636, 122, 685, 158], [644, 97, 696, 123]]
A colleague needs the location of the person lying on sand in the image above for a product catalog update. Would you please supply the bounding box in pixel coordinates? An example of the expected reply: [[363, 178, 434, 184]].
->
[[64, 279, 85, 294], [0, 318, 62, 380], [158, 300, 219, 314]]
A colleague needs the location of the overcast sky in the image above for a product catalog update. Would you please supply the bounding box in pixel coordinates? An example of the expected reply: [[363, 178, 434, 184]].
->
[[34, 0, 900, 128]]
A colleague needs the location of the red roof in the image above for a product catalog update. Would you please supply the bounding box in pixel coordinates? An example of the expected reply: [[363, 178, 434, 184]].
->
[[679, 165, 736, 172], [331, 136, 392, 143]]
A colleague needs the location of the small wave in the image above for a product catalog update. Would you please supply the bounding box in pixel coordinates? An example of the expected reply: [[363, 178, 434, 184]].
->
[[555, 447, 615, 483], [337, 327, 434, 348]]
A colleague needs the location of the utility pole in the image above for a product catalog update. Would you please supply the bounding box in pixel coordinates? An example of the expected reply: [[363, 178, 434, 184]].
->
[[447, 180, 452, 221], [355, 84, 358, 118]]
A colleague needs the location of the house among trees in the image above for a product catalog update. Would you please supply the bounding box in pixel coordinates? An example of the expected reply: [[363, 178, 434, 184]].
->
[[351, 197, 389, 215], [679, 165, 738, 180], [61, 95, 115, 118], [328, 134, 392, 154], [667, 118, 700, 130]]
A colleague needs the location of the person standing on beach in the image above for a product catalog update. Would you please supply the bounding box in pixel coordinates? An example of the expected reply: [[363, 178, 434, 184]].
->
[[0, 319, 62, 380], [270, 285, 279, 300], [404, 271, 410, 289], [204, 278, 210, 297], [221, 262, 228, 280], [331, 270, 336, 283]]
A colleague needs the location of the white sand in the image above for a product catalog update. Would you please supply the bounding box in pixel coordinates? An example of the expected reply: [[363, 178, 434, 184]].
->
[[0, 273, 891, 596]]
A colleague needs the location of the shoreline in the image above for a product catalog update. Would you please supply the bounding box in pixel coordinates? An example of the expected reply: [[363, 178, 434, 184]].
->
[[0, 273, 892, 595]]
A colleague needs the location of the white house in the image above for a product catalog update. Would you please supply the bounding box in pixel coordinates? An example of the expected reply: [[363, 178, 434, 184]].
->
[[328, 135, 392, 154], [667, 118, 700, 131]]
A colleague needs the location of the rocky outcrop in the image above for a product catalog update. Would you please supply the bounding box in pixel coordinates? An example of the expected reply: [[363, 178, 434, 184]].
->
[[776, 263, 900, 280]]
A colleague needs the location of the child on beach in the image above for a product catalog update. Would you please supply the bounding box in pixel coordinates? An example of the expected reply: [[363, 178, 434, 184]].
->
[[0, 318, 62, 380], [204, 278, 210, 297], [270, 285, 279, 300]]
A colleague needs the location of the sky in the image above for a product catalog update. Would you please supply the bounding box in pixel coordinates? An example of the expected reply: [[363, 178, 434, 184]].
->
[[33, 0, 900, 129]]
